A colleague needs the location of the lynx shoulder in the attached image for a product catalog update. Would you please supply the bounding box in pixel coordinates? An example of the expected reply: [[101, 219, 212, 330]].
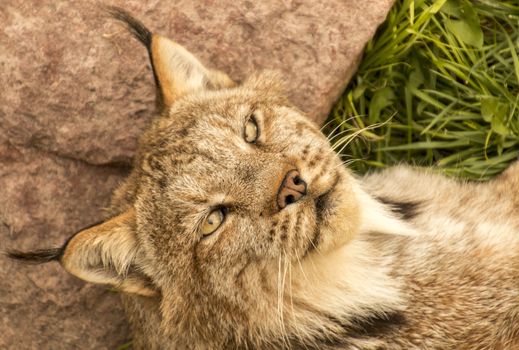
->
[[8, 7, 519, 350]]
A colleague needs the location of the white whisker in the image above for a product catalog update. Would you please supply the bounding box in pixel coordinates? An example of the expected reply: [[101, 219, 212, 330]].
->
[[333, 118, 391, 155], [324, 115, 356, 137]]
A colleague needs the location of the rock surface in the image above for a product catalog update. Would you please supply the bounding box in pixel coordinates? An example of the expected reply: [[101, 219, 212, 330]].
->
[[0, 0, 394, 348]]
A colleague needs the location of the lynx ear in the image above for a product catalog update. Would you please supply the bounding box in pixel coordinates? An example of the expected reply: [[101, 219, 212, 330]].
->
[[108, 7, 236, 111], [7, 210, 156, 296], [60, 210, 156, 296], [150, 35, 236, 107]]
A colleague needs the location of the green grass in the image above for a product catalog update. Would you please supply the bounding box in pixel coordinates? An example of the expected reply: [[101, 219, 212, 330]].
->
[[327, 0, 519, 180], [115, 341, 132, 350]]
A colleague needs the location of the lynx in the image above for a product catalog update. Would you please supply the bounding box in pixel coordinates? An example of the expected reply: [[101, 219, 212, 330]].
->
[[9, 7, 519, 350]]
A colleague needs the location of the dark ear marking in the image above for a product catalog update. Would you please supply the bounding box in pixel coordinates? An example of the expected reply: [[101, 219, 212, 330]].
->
[[5, 219, 105, 265], [104, 6, 164, 110], [105, 6, 235, 112], [6, 248, 62, 264], [104, 6, 152, 48]]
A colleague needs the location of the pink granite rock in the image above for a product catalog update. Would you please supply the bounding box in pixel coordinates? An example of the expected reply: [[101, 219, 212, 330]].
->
[[0, 142, 130, 349], [0, 0, 394, 348]]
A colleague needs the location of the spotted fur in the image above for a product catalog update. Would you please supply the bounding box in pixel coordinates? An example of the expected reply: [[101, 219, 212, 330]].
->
[[8, 8, 519, 350]]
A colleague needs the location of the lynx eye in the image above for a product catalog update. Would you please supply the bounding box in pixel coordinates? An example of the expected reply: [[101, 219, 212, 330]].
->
[[244, 115, 259, 143], [201, 208, 225, 236]]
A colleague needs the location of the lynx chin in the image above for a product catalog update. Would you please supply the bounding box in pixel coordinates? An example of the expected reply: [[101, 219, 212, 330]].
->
[[8, 7, 519, 350]]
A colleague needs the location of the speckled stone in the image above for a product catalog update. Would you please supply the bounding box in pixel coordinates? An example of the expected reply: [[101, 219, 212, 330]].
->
[[0, 0, 394, 348]]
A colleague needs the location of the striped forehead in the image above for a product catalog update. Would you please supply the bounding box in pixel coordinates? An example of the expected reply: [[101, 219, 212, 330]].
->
[[163, 147, 248, 210], [182, 104, 252, 153], [153, 103, 253, 174]]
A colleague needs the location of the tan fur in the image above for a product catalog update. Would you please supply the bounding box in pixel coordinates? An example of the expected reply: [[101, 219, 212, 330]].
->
[[61, 210, 156, 297], [151, 35, 236, 109], [14, 9, 519, 349]]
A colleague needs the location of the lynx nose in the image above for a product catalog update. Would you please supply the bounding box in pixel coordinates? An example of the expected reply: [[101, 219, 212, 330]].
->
[[277, 169, 307, 209]]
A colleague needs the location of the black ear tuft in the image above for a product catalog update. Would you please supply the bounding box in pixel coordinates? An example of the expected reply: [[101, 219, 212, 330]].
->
[[6, 248, 62, 264], [103, 6, 165, 110], [105, 6, 152, 49]]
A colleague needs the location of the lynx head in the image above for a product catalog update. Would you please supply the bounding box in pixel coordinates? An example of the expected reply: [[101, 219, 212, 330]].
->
[[9, 8, 408, 348]]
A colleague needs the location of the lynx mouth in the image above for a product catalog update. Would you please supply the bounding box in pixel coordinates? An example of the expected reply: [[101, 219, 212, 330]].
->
[[314, 175, 340, 222], [305, 175, 340, 256]]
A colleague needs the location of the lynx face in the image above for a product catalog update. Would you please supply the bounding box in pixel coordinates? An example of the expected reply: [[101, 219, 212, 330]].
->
[[133, 75, 360, 301]]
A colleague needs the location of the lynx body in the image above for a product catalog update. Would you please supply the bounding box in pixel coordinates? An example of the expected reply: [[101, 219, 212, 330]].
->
[[9, 8, 519, 350]]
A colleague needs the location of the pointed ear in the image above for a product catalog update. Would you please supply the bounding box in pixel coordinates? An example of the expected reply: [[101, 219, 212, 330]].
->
[[60, 210, 157, 297], [150, 35, 236, 108], [107, 7, 236, 111]]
